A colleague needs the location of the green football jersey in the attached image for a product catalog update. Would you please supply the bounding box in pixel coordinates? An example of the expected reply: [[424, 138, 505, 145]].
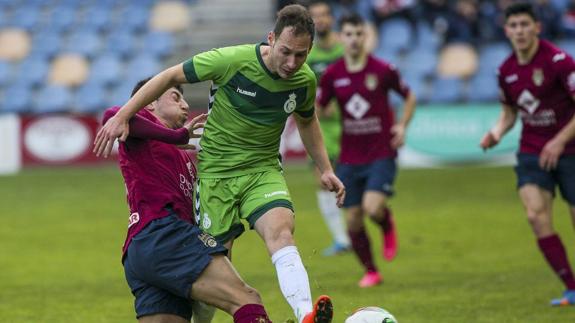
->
[[306, 42, 344, 160], [183, 43, 316, 178]]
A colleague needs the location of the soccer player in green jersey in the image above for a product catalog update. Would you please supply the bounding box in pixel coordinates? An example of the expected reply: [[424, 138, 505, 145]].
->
[[306, 0, 350, 257], [94, 4, 344, 323]]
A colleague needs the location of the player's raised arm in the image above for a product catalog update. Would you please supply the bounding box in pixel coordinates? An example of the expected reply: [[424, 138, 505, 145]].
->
[[93, 63, 188, 157]]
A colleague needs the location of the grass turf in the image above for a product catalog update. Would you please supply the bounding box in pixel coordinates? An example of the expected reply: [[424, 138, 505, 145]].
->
[[0, 164, 573, 322]]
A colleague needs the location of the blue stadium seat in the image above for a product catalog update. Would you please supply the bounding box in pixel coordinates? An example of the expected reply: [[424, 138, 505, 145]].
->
[[74, 81, 107, 113], [416, 22, 441, 51], [31, 30, 63, 58], [10, 6, 41, 30], [379, 19, 412, 55], [64, 30, 102, 59], [403, 49, 437, 77], [12, 56, 49, 87], [126, 54, 161, 81], [402, 71, 429, 103], [478, 42, 510, 75], [104, 30, 138, 59], [108, 82, 137, 107], [143, 32, 174, 59], [77, 7, 111, 33], [42, 7, 76, 32], [33, 85, 73, 113], [115, 6, 150, 33], [428, 77, 464, 104], [466, 73, 499, 103], [1, 84, 32, 113], [558, 40, 575, 57], [89, 54, 123, 87], [0, 60, 10, 86]]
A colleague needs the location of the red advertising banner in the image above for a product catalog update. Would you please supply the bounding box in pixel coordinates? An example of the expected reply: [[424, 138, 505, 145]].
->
[[21, 114, 116, 165]]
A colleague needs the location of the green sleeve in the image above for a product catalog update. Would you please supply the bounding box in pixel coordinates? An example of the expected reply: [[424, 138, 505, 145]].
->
[[295, 73, 316, 119], [182, 47, 234, 84]]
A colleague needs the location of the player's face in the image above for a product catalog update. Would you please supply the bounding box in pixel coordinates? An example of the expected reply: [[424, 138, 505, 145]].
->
[[309, 3, 333, 37], [154, 88, 189, 129], [504, 14, 541, 52], [269, 27, 312, 79], [340, 23, 365, 58]]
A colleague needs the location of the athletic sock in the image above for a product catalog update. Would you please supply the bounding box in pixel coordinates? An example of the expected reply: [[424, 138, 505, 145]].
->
[[317, 190, 350, 246], [538, 234, 575, 290], [271, 246, 313, 322], [370, 207, 391, 232], [348, 228, 377, 272], [233, 304, 271, 323]]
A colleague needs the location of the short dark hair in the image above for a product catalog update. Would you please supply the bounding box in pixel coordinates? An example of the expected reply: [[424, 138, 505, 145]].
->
[[131, 77, 184, 98], [338, 13, 364, 30], [504, 2, 538, 21], [274, 4, 315, 43]]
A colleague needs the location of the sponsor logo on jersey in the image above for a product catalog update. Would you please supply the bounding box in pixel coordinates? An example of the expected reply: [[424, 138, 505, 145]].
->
[[505, 74, 518, 83], [345, 93, 370, 119], [198, 232, 218, 248], [264, 190, 288, 198], [128, 212, 140, 228], [365, 73, 378, 91], [334, 78, 351, 87], [518, 89, 540, 114], [237, 87, 256, 97], [284, 93, 297, 113], [532, 68, 544, 86]]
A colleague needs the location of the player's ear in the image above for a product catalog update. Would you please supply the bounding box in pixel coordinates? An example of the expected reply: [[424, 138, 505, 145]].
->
[[145, 101, 156, 112], [267, 31, 275, 46]]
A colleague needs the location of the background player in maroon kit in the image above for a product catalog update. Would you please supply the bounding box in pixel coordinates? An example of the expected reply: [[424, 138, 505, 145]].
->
[[103, 78, 273, 322], [480, 2, 575, 306], [316, 14, 417, 288]]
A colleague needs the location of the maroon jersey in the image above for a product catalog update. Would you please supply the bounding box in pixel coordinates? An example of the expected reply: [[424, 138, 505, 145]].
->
[[498, 40, 575, 155], [103, 107, 195, 256], [317, 54, 410, 164]]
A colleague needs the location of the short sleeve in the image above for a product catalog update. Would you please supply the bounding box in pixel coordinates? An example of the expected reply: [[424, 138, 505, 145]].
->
[[295, 74, 316, 119], [497, 68, 512, 106], [182, 47, 234, 84], [553, 51, 575, 97], [386, 64, 410, 98]]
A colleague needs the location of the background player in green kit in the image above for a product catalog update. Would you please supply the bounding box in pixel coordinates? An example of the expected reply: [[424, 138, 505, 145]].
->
[[306, 0, 350, 257], [94, 4, 344, 323]]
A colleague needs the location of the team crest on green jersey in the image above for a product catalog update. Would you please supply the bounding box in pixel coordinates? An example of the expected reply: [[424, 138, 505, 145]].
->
[[284, 93, 297, 113]]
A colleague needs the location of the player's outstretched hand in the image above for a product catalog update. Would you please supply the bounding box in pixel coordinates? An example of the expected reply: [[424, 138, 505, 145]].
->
[[183, 113, 208, 139], [390, 124, 406, 149], [479, 131, 500, 151], [539, 137, 565, 171], [94, 114, 129, 158], [320, 171, 346, 207]]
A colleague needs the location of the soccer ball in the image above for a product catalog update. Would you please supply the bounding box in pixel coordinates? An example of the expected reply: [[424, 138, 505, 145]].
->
[[345, 306, 398, 323]]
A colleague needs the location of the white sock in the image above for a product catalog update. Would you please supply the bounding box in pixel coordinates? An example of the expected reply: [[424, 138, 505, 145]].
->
[[317, 190, 350, 246], [271, 246, 313, 323]]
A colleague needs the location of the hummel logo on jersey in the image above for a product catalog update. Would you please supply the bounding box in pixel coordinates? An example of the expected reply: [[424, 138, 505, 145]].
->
[[264, 190, 287, 198], [334, 78, 351, 87], [505, 74, 518, 83], [552, 53, 566, 63], [237, 87, 256, 97]]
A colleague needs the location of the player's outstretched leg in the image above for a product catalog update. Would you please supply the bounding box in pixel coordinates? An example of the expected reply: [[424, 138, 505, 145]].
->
[[348, 227, 382, 288], [302, 295, 333, 323], [317, 190, 350, 256]]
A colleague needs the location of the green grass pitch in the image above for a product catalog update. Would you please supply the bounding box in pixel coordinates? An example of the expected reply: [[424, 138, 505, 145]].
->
[[1, 164, 574, 322]]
